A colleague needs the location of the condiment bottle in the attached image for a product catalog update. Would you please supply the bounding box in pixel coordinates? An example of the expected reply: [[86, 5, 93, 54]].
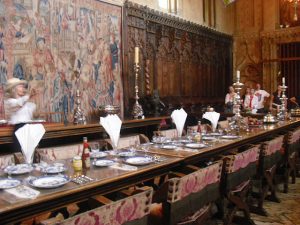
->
[[82, 137, 91, 169], [197, 121, 202, 133], [73, 155, 82, 171], [195, 121, 202, 142]]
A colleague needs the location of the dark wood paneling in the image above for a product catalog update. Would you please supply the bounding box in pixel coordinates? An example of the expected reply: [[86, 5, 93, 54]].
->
[[122, 1, 233, 116]]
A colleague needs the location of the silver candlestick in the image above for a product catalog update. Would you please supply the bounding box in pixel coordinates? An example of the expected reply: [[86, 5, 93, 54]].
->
[[278, 83, 288, 120], [131, 63, 144, 119], [233, 75, 244, 131], [73, 70, 86, 125]]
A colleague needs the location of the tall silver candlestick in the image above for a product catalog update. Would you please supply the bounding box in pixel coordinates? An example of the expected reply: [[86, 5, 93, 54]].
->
[[131, 63, 144, 119], [278, 83, 288, 120], [73, 70, 86, 124], [233, 73, 244, 130]]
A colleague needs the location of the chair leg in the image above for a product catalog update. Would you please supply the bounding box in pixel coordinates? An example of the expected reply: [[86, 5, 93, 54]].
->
[[265, 165, 280, 203], [250, 181, 268, 216], [224, 180, 254, 225]]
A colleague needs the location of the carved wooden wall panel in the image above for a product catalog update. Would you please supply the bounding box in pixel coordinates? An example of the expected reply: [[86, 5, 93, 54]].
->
[[123, 1, 232, 116]]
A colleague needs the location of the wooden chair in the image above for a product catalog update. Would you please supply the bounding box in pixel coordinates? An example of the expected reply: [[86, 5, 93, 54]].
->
[[149, 161, 223, 225], [0, 154, 15, 169], [283, 128, 300, 192], [222, 145, 260, 225], [41, 187, 153, 225], [218, 120, 229, 129], [36, 143, 83, 163], [153, 129, 178, 139], [251, 135, 284, 216], [105, 134, 150, 150]]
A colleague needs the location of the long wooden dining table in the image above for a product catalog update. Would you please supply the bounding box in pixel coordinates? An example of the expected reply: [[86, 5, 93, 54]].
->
[[0, 118, 300, 224]]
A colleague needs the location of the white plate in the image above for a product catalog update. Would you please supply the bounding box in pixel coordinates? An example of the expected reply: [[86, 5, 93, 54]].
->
[[202, 136, 216, 141], [173, 139, 191, 143], [42, 165, 66, 174], [208, 133, 222, 136], [28, 176, 70, 189], [125, 157, 154, 166], [90, 152, 108, 158], [0, 178, 21, 189], [4, 164, 33, 175], [93, 159, 115, 167], [117, 151, 136, 157], [161, 145, 177, 150], [185, 143, 207, 149], [220, 135, 240, 139]]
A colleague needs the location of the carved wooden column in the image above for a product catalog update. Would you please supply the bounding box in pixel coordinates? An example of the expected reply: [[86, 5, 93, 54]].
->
[[145, 59, 151, 95]]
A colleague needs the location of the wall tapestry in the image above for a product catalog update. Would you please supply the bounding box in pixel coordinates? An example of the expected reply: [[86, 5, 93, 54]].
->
[[0, 0, 123, 122]]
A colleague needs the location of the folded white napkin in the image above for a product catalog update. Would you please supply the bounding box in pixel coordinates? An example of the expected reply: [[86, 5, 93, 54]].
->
[[15, 124, 45, 164], [100, 115, 122, 149], [171, 108, 187, 138], [202, 112, 220, 130]]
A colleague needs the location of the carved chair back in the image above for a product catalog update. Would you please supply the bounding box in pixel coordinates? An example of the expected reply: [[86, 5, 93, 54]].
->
[[0, 154, 15, 169], [60, 188, 153, 225], [223, 145, 260, 191], [151, 161, 223, 225]]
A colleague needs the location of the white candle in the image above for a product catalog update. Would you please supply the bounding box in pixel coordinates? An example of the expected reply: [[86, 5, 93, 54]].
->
[[237, 70, 240, 80], [134, 47, 139, 64], [282, 77, 285, 85]]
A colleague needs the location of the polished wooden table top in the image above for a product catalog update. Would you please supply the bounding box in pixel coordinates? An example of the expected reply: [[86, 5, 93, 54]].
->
[[0, 118, 299, 223], [0, 151, 181, 223]]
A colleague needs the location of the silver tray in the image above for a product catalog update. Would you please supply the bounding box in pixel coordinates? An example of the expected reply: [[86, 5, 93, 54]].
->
[[0, 178, 21, 189], [28, 175, 70, 189]]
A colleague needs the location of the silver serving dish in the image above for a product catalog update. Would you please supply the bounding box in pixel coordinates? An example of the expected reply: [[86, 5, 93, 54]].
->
[[263, 113, 277, 123], [99, 105, 120, 116], [291, 108, 300, 117]]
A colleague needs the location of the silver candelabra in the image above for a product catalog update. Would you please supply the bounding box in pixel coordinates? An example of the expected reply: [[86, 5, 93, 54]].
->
[[278, 83, 288, 120], [73, 70, 86, 125], [232, 75, 244, 130], [131, 63, 144, 119]]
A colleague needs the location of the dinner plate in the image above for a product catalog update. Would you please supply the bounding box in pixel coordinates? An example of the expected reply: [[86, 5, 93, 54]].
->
[[90, 152, 108, 158], [125, 156, 154, 166], [173, 139, 191, 143], [42, 165, 66, 174], [220, 135, 240, 139], [93, 159, 115, 167], [207, 133, 222, 136], [202, 136, 216, 141], [0, 178, 21, 189], [185, 143, 207, 149], [117, 151, 136, 157], [28, 175, 70, 189], [4, 164, 33, 175], [161, 145, 177, 150]]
